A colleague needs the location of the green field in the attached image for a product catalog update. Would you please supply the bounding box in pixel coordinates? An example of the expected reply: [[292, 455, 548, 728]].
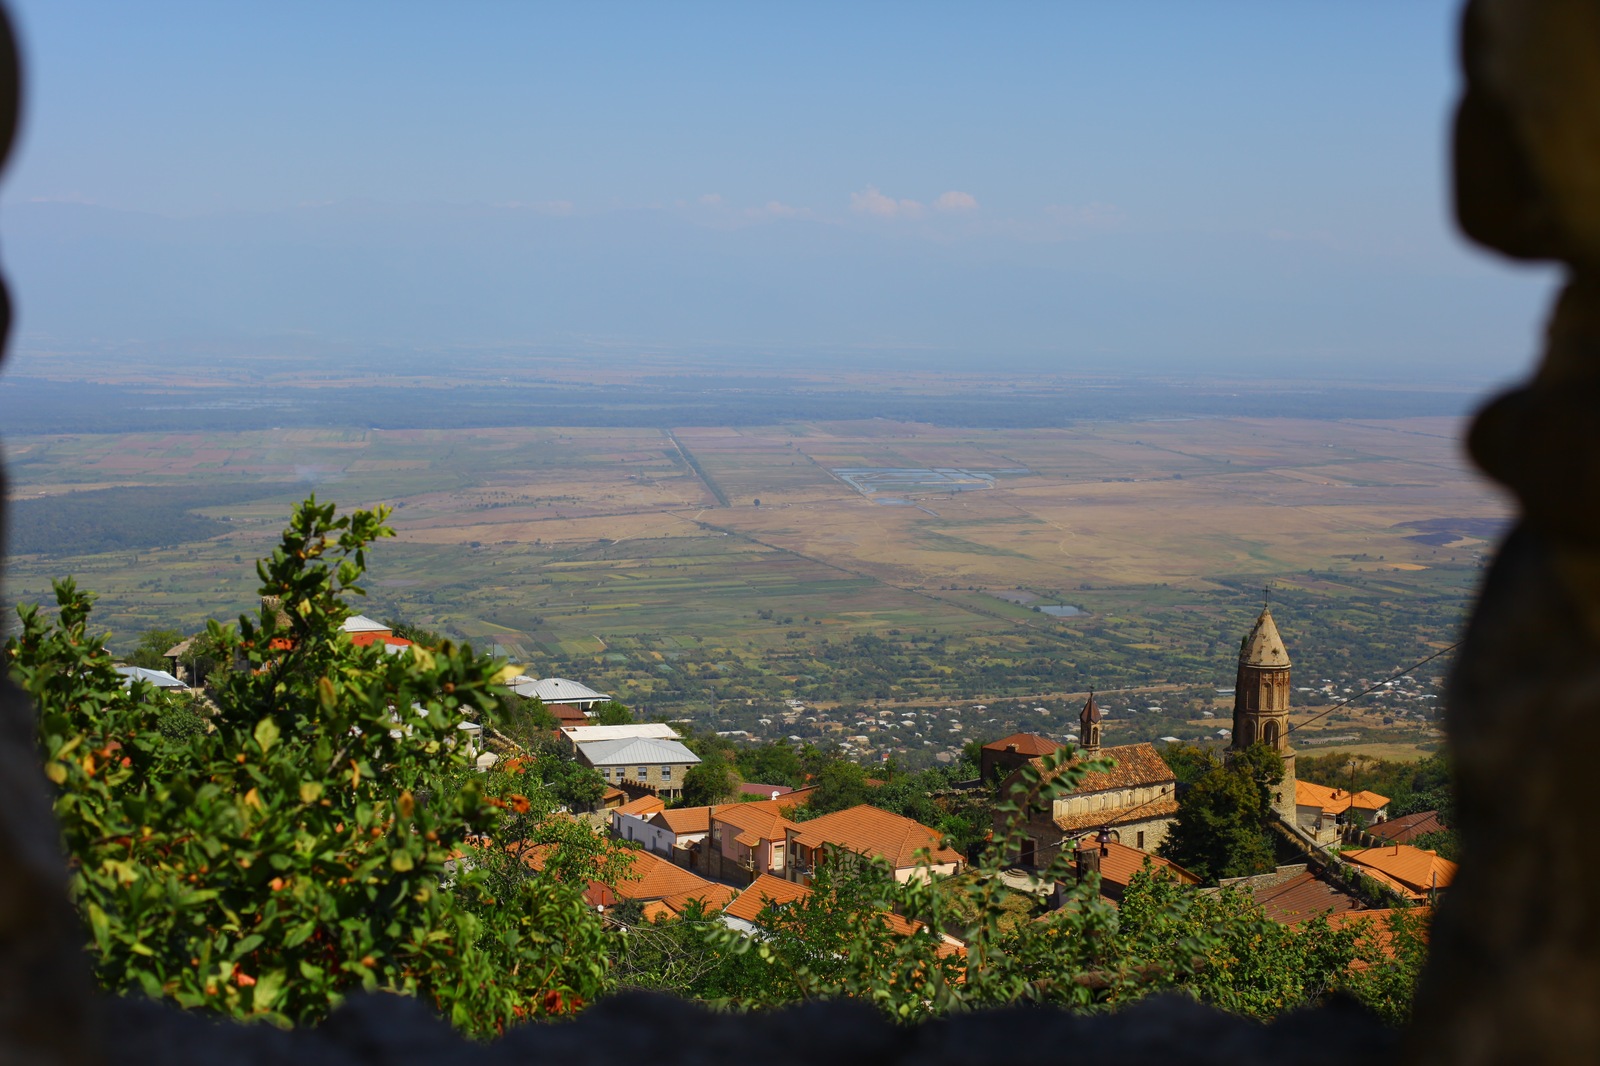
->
[[2, 413, 1500, 763]]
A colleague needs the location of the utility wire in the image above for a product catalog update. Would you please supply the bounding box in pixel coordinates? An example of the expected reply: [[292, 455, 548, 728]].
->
[[1034, 637, 1463, 855], [1284, 640, 1460, 736]]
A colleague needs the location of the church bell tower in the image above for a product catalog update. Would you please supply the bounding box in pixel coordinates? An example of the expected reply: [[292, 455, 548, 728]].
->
[[1230, 606, 1297, 822], [1079, 691, 1102, 756]]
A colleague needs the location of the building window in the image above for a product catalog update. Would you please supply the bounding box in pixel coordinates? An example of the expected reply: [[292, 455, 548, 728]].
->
[[637, 766, 648, 779], [661, 765, 672, 779], [1137, 831, 1146, 850]]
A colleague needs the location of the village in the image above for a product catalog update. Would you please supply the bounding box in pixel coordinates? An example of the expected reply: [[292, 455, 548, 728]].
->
[[117, 604, 1452, 969]]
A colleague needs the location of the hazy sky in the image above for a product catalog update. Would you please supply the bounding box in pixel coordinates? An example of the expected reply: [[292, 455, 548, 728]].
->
[[0, 1, 1560, 381]]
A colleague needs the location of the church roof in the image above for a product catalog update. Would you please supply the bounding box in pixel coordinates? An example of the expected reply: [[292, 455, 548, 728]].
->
[[1080, 692, 1102, 725], [1239, 608, 1291, 668]]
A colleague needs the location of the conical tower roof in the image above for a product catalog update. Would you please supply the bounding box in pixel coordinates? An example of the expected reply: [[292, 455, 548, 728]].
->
[[1080, 691, 1101, 726], [1239, 608, 1290, 668]]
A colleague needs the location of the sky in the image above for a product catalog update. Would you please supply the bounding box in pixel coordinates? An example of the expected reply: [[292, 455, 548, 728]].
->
[[0, 0, 1560, 382]]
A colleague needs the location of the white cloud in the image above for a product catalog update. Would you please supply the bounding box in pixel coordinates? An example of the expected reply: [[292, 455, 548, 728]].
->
[[760, 200, 798, 218], [935, 190, 978, 212], [850, 185, 925, 218], [496, 199, 574, 216], [699, 193, 724, 206]]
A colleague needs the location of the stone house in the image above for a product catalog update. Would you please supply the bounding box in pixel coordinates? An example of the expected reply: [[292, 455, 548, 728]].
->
[[574, 736, 701, 799], [999, 738, 1179, 868]]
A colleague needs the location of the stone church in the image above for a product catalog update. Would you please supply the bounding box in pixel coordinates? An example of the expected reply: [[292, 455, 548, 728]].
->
[[992, 606, 1305, 867]]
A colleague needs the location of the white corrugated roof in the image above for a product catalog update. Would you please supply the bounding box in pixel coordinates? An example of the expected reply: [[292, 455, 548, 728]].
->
[[342, 614, 391, 633], [562, 724, 680, 744], [576, 737, 701, 767], [509, 676, 611, 703], [115, 665, 187, 689]]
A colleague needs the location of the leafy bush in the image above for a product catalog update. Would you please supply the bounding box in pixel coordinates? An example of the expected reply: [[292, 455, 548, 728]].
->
[[9, 497, 614, 1034]]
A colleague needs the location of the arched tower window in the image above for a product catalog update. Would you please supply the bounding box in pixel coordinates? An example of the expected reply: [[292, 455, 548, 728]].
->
[[1263, 719, 1280, 749]]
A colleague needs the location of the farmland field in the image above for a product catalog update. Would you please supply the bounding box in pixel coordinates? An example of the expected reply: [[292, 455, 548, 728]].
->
[[2, 402, 1506, 762]]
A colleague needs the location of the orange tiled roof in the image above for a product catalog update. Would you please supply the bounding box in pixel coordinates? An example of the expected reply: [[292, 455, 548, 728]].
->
[[1297, 779, 1391, 815], [724, 873, 812, 922], [1341, 844, 1456, 899], [1325, 906, 1430, 969], [983, 733, 1061, 756], [650, 806, 712, 835], [612, 847, 721, 902], [724, 874, 964, 957], [1054, 796, 1180, 833], [711, 799, 801, 847], [1092, 840, 1198, 888], [615, 794, 667, 818], [789, 804, 963, 868], [657, 882, 737, 915]]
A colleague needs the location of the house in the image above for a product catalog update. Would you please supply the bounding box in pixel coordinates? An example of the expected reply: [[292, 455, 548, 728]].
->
[[738, 782, 795, 800], [508, 676, 613, 711], [1069, 839, 1197, 904], [705, 798, 802, 884], [1340, 843, 1456, 902], [561, 723, 681, 750], [574, 736, 701, 799], [980, 732, 1061, 784], [1214, 863, 1367, 926], [721, 873, 964, 957], [639, 882, 739, 923], [114, 665, 187, 690], [610, 848, 725, 905], [644, 806, 713, 866], [1295, 779, 1391, 841], [997, 721, 1180, 867], [1366, 810, 1447, 845], [610, 794, 667, 846], [341, 614, 414, 654], [785, 804, 963, 884]]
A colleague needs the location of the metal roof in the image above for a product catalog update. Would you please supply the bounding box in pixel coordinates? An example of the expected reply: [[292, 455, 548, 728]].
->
[[341, 614, 391, 633], [562, 724, 680, 744], [509, 676, 612, 704], [576, 736, 701, 767], [114, 665, 187, 689]]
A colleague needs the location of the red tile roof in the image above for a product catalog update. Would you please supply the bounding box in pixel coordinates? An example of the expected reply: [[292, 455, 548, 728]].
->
[[1341, 844, 1456, 900], [657, 882, 737, 915], [1092, 840, 1198, 889], [711, 800, 800, 847], [1297, 779, 1391, 815], [739, 782, 795, 797], [611, 847, 722, 902], [789, 804, 963, 869], [722, 875, 964, 958], [724, 873, 812, 923], [615, 794, 667, 818], [1367, 810, 1447, 843], [1247, 870, 1366, 926], [983, 733, 1061, 756]]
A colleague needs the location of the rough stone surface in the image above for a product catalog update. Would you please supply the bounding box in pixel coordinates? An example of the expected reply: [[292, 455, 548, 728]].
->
[[1404, 2, 1600, 1064], [2, 1, 1596, 1063]]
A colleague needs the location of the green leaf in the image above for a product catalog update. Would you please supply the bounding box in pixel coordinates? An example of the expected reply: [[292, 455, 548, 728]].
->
[[252, 969, 286, 1013], [253, 717, 281, 755]]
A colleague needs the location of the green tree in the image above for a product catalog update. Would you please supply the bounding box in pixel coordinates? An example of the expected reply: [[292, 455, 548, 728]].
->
[[591, 700, 633, 726], [11, 497, 614, 1033], [735, 739, 804, 787], [1160, 744, 1282, 883], [794, 759, 876, 817], [681, 754, 739, 806], [127, 627, 184, 671]]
